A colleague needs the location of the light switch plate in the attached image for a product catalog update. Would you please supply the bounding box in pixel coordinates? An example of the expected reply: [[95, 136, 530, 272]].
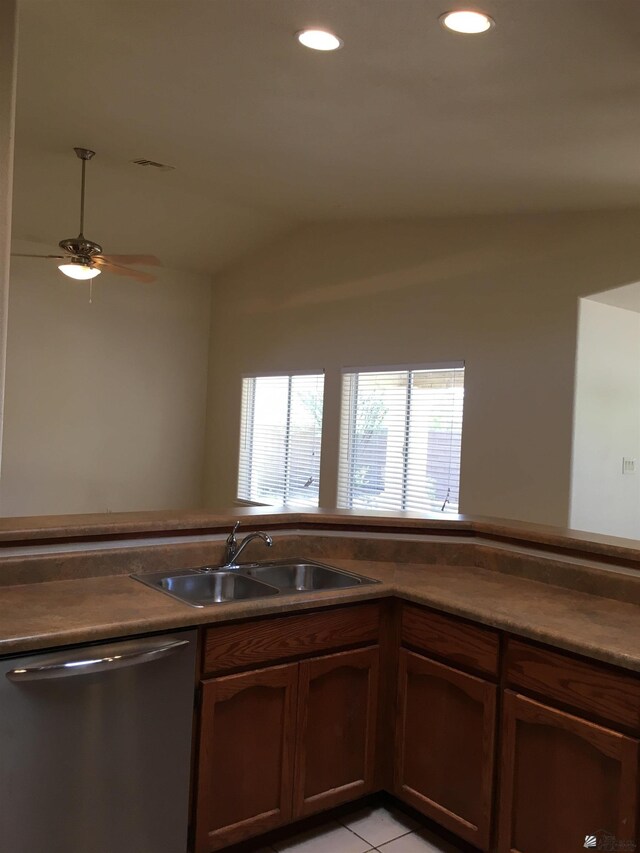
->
[[622, 457, 636, 474]]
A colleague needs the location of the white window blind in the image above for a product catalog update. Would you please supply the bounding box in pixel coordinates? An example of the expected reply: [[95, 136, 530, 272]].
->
[[338, 364, 464, 514], [238, 373, 324, 507]]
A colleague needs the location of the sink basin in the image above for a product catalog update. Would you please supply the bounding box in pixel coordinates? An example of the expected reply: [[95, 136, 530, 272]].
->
[[245, 560, 377, 591], [132, 559, 377, 607], [132, 568, 280, 607]]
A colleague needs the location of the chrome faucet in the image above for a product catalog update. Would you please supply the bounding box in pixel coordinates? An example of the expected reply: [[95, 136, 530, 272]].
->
[[221, 521, 273, 567]]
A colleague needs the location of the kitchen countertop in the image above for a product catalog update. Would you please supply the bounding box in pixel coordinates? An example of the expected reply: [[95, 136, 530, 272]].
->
[[2, 557, 640, 674]]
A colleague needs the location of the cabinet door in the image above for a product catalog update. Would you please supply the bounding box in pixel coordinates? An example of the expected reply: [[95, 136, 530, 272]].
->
[[395, 648, 496, 850], [498, 691, 638, 853], [294, 646, 379, 817], [195, 662, 298, 853]]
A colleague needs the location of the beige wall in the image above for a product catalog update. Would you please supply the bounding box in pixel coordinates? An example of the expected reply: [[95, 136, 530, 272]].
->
[[204, 211, 640, 527], [1, 246, 212, 516], [0, 1, 18, 475], [571, 298, 640, 538]]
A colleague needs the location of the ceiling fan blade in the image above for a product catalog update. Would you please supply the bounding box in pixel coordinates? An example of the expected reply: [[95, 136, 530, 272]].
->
[[93, 257, 157, 283], [11, 253, 66, 259], [99, 254, 162, 267]]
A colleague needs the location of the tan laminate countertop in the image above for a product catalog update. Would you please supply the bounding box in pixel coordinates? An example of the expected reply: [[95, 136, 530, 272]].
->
[[1, 558, 639, 674]]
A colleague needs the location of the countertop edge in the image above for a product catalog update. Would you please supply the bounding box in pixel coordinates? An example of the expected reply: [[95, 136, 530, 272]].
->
[[2, 567, 638, 675]]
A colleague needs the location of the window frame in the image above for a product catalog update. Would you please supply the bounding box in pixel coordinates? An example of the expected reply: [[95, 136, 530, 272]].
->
[[237, 369, 326, 508], [338, 361, 465, 514]]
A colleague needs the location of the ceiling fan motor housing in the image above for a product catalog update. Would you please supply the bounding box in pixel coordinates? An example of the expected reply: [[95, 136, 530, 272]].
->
[[58, 236, 103, 259]]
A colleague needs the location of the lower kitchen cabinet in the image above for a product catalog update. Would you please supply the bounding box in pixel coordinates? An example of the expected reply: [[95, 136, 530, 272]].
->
[[193, 604, 640, 853], [395, 648, 497, 851], [194, 605, 383, 852], [195, 662, 298, 853], [294, 646, 380, 816], [498, 691, 639, 853], [195, 647, 381, 851]]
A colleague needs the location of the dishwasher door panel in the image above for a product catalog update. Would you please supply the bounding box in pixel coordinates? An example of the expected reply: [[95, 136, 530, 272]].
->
[[0, 630, 197, 853]]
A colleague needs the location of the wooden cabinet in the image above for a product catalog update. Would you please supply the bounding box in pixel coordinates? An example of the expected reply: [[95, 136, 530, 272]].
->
[[506, 638, 640, 732], [395, 648, 497, 850], [294, 646, 379, 817], [193, 601, 640, 853], [195, 604, 382, 852], [498, 691, 639, 853], [203, 603, 380, 674], [402, 603, 500, 678], [395, 605, 499, 851], [195, 663, 298, 852]]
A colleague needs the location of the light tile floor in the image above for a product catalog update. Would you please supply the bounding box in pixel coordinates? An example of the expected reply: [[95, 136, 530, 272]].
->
[[251, 806, 464, 853]]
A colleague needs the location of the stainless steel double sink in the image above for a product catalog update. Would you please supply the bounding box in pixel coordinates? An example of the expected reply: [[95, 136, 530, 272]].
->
[[132, 559, 378, 607]]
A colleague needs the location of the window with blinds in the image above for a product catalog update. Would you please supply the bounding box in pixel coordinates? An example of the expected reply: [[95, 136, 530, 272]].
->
[[338, 364, 464, 514], [238, 373, 325, 507]]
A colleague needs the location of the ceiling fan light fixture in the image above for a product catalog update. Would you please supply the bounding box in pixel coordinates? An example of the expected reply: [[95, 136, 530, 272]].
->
[[14, 147, 161, 284], [296, 29, 343, 51], [439, 10, 495, 33], [58, 261, 101, 280]]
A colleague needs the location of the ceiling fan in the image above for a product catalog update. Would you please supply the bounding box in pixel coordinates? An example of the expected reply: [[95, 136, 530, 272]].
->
[[12, 147, 161, 284]]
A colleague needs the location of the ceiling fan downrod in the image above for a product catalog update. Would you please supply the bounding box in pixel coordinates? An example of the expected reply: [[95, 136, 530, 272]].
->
[[59, 148, 102, 259], [73, 147, 95, 237]]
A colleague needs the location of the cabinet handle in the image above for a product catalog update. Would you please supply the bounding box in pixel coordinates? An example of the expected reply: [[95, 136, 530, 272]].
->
[[6, 636, 190, 682]]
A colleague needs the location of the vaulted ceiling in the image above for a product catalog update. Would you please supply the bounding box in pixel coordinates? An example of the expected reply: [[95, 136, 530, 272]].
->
[[11, 0, 640, 273]]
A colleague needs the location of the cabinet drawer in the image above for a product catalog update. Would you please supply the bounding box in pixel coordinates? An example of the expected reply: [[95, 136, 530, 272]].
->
[[203, 603, 381, 674], [401, 603, 499, 678], [506, 638, 640, 732]]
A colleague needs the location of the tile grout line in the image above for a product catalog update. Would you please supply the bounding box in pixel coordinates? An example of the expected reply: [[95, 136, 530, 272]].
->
[[341, 821, 375, 846], [337, 814, 418, 850], [377, 829, 416, 847], [341, 820, 390, 849], [267, 812, 423, 852]]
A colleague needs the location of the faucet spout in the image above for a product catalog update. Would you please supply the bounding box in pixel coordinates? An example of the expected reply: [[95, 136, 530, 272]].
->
[[221, 522, 273, 567]]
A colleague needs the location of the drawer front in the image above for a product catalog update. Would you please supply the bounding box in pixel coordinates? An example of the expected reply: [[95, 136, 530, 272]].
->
[[203, 603, 381, 674], [401, 603, 500, 678], [506, 638, 640, 732]]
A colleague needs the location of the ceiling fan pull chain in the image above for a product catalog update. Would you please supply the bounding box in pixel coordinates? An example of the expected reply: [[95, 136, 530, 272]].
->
[[89, 278, 93, 305]]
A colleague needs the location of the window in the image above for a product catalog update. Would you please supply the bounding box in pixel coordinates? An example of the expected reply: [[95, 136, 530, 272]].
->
[[338, 364, 464, 513], [238, 373, 324, 507]]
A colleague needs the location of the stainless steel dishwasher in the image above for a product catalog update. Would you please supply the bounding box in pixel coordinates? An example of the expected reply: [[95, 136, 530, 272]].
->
[[0, 629, 197, 853]]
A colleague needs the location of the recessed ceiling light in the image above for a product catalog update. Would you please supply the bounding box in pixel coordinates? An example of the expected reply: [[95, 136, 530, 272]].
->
[[439, 10, 495, 34], [296, 29, 343, 51]]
